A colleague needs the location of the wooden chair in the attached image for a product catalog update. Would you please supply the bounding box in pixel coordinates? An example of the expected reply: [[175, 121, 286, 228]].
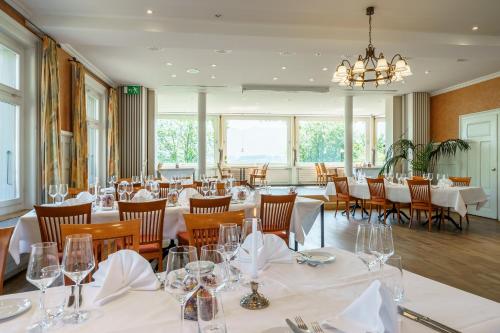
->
[[34, 203, 92, 254], [260, 194, 296, 245], [68, 188, 85, 198], [412, 176, 425, 180], [449, 176, 472, 226], [0, 227, 14, 294], [319, 163, 337, 185], [189, 196, 231, 214], [193, 181, 204, 195], [118, 199, 167, 270], [184, 210, 245, 251], [216, 182, 228, 196], [407, 179, 444, 231], [366, 178, 399, 224], [60, 220, 141, 268], [314, 163, 323, 186], [159, 182, 169, 199], [249, 163, 269, 186], [332, 177, 359, 218], [217, 163, 231, 179]]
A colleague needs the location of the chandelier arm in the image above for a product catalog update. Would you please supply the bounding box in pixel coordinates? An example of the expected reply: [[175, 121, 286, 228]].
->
[[340, 59, 353, 68], [389, 53, 405, 64]]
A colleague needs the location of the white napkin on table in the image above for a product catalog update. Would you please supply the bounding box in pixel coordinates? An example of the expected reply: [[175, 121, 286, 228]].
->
[[131, 189, 153, 202], [237, 234, 293, 272], [179, 187, 203, 205], [60, 191, 94, 206], [91, 250, 160, 306], [321, 280, 399, 333]]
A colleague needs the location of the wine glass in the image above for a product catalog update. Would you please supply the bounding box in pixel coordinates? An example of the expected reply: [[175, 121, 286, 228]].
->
[[117, 182, 127, 201], [108, 175, 116, 187], [210, 182, 217, 197], [202, 181, 210, 197], [150, 181, 160, 199], [200, 244, 228, 292], [175, 181, 183, 193], [26, 242, 61, 329], [218, 223, 241, 288], [61, 234, 95, 324], [58, 184, 68, 203], [355, 224, 379, 273], [164, 246, 199, 333], [48, 185, 58, 204], [125, 182, 134, 201], [371, 225, 395, 270]]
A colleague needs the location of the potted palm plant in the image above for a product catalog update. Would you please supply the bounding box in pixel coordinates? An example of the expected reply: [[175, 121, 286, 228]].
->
[[379, 138, 471, 175]]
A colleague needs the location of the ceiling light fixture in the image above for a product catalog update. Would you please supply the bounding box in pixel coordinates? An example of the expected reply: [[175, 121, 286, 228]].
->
[[211, 64, 217, 67], [171, 74, 177, 78], [424, 70, 430, 74], [314, 52, 322, 56], [210, 75, 216, 79], [279, 51, 295, 56], [322, 67, 328, 71], [186, 68, 200, 74], [146, 9, 153, 14], [215, 49, 232, 54], [332, 6, 412, 88], [309, 78, 315, 82], [472, 26, 479, 31], [273, 77, 279, 81], [165, 62, 173, 66], [281, 66, 287, 70]]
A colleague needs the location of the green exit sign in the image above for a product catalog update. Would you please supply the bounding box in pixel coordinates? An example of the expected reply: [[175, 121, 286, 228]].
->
[[124, 85, 141, 95]]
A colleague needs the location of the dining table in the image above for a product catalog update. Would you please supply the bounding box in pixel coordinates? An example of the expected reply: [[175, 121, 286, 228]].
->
[[325, 181, 488, 228], [1, 246, 499, 333], [8, 195, 324, 265]]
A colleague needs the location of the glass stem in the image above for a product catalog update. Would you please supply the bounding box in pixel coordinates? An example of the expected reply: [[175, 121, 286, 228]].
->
[[74, 283, 80, 316], [40, 288, 48, 323], [180, 301, 185, 333]]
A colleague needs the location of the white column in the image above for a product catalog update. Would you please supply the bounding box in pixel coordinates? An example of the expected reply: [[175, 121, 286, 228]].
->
[[198, 91, 207, 177], [344, 95, 353, 177]]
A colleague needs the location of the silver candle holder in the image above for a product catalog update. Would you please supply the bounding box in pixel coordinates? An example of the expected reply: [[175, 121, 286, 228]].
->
[[240, 281, 269, 310]]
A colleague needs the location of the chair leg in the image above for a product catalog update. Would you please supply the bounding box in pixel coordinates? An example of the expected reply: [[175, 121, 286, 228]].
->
[[157, 253, 163, 271], [465, 214, 470, 225], [441, 208, 445, 230], [428, 209, 433, 232], [368, 203, 373, 222], [408, 208, 413, 229], [345, 201, 350, 218], [383, 206, 388, 224], [334, 200, 338, 217]]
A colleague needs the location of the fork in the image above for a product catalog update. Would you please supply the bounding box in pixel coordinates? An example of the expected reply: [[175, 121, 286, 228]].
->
[[311, 322, 324, 333], [294, 316, 309, 331]]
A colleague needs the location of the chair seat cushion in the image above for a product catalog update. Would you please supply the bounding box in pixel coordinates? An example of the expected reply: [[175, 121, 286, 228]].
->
[[177, 231, 189, 245], [139, 243, 161, 254]]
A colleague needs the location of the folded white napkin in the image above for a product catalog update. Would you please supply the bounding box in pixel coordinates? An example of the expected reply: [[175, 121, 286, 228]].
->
[[237, 233, 293, 272], [322, 280, 399, 333], [178, 187, 203, 206], [60, 191, 94, 206], [92, 250, 160, 305], [131, 189, 153, 202]]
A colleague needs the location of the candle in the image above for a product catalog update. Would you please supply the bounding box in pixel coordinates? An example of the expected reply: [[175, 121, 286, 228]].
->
[[251, 218, 258, 279], [253, 207, 257, 218]]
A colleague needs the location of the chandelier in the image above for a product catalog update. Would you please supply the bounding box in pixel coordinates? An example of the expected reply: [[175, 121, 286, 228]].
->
[[332, 7, 412, 88]]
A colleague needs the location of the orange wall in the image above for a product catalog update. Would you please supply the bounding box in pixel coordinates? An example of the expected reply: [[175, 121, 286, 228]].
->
[[58, 48, 73, 132], [430, 76, 500, 142]]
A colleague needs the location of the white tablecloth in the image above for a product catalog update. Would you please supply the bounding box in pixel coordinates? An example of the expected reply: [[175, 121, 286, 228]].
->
[[1, 247, 499, 333], [9, 197, 322, 264], [325, 182, 488, 217]]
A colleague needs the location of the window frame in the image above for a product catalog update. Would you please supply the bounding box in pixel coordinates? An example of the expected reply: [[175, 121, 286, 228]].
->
[[222, 115, 291, 167]]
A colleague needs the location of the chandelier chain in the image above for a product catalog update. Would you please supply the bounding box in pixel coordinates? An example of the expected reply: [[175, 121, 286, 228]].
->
[[368, 13, 372, 46]]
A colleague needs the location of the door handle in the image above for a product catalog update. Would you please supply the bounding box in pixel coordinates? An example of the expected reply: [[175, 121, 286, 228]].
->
[[492, 168, 497, 172]]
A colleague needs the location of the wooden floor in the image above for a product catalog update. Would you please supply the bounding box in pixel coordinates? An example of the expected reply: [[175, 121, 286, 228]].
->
[[4, 208, 500, 302]]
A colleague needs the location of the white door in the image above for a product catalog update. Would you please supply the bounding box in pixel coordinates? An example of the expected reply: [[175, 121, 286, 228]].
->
[[460, 113, 498, 219]]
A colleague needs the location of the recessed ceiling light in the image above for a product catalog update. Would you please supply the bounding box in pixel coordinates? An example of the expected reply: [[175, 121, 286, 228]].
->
[[314, 52, 321, 56], [214, 13, 222, 18], [146, 9, 153, 14], [148, 46, 163, 51], [165, 62, 173, 66], [472, 26, 479, 31], [273, 77, 279, 81], [457, 58, 468, 62], [210, 75, 216, 79], [211, 64, 217, 67], [215, 49, 232, 54], [309, 78, 315, 82], [322, 67, 328, 71], [171, 74, 177, 78], [424, 70, 430, 74], [281, 66, 287, 70], [186, 68, 200, 74]]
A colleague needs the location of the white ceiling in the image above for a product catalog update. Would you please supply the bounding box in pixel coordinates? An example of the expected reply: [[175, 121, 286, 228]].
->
[[12, 0, 500, 99]]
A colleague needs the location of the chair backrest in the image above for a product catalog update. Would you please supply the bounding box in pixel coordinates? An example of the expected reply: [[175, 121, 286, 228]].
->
[[68, 187, 85, 199], [319, 162, 328, 174], [314, 163, 321, 176], [412, 176, 425, 180], [60, 220, 141, 265], [367, 177, 387, 201], [449, 176, 471, 187], [333, 177, 350, 200], [193, 181, 204, 195], [262, 163, 269, 175], [216, 182, 227, 196], [407, 179, 432, 207], [159, 182, 169, 198], [184, 210, 245, 249], [0, 227, 14, 294], [189, 196, 231, 214], [118, 199, 167, 245], [233, 180, 248, 187], [34, 203, 92, 252], [260, 194, 296, 232]]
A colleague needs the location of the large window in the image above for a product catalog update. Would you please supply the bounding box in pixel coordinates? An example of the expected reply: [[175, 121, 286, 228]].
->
[[353, 119, 369, 164], [86, 93, 100, 184], [0, 40, 21, 206], [224, 118, 289, 165], [297, 119, 344, 163], [375, 118, 386, 165], [156, 116, 217, 165]]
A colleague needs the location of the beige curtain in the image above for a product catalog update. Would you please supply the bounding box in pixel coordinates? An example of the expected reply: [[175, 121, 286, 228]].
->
[[41, 37, 62, 201], [107, 88, 119, 177], [70, 62, 88, 189]]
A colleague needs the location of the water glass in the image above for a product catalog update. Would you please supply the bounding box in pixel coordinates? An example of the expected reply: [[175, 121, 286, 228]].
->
[[108, 175, 116, 187], [43, 273, 66, 325], [48, 185, 58, 204], [219, 224, 241, 287], [355, 224, 379, 272], [117, 181, 127, 201], [197, 292, 227, 333], [26, 242, 61, 330], [202, 180, 210, 197], [385, 255, 405, 303], [150, 181, 160, 198], [200, 244, 228, 292], [125, 182, 134, 201], [61, 234, 95, 324], [59, 184, 68, 202], [210, 182, 217, 197]]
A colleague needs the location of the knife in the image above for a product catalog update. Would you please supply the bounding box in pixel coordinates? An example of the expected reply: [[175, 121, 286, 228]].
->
[[398, 306, 461, 333], [286, 318, 307, 333]]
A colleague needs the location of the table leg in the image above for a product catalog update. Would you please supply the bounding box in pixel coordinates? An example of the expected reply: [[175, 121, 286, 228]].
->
[[320, 203, 325, 248]]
